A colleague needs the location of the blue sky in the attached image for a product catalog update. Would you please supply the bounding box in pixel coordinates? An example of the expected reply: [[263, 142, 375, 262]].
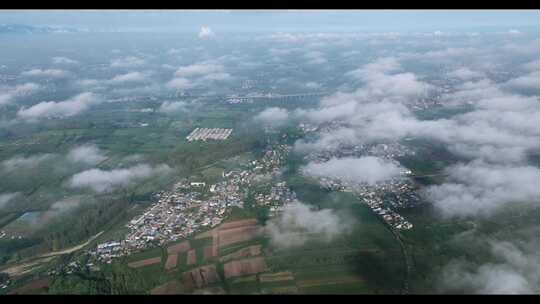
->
[[1, 10, 540, 32]]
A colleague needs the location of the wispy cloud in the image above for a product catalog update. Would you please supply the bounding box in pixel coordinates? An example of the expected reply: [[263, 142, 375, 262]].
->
[[17, 92, 101, 120], [69, 163, 172, 193], [21, 68, 69, 78]]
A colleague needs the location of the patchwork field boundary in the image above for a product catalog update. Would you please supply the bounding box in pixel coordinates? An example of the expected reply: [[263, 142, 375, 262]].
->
[[127, 256, 161, 268]]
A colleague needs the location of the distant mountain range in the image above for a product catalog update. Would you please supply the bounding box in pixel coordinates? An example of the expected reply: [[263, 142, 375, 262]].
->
[[0, 24, 79, 34]]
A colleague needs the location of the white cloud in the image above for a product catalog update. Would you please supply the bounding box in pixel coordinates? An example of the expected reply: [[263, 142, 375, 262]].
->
[[52, 56, 78, 65], [522, 59, 540, 72], [302, 156, 403, 185], [167, 48, 182, 55], [425, 161, 540, 218], [174, 63, 224, 78], [305, 81, 321, 89], [198, 26, 214, 39], [2, 154, 53, 172], [304, 51, 327, 65], [0, 83, 41, 106], [265, 201, 353, 249], [345, 57, 431, 101], [0, 192, 20, 209], [294, 127, 359, 154], [169, 63, 231, 88], [166, 77, 194, 90], [158, 101, 187, 113], [110, 56, 145, 68], [17, 92, 101, 120], [67, 144, 107, 165], [110, 71, 147, 84], [75, 79, 101, 87], [448, 67, 485, 81], [200, 72, 232, 81], [296, 73, 540, 165], [69, 163, 172, 193], [505, 71, 540, 92], [21, 68, 69, 78], [440, 240, 540, 294], [420, 47, 480, 59], [502, 39, 540, 55], [254, 107, 290, 127], [347, 57, 401, 77], [32, 196, 87, 226], [48, 197, 82, 214]]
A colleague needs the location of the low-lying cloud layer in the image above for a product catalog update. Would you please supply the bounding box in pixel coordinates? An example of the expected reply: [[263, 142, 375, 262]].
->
[[110, 56, 146, 68], [17, 92, 100, 120], [0, 83, 41, 106], [174, 63, 224, 78], [254, 107, 290, 127], [21, 68, 69, 78], [199, 26, 214, 39], [265, 200, 353, 248], [425, 161, 540, 218], [110, 71, 148, 84], [167, 62, 231, 91], [52, 56, 79, 65], [69, 163, 172, 193], [166, 77, 194, 90], [158, 101, 188, 113], [287, 57, 540, 207], [67, 144, 107, 165], [302, 156, 403, 185], [0, 192, 20, 209], [440, 239, 540, 294], [1, 154, 53, 172]]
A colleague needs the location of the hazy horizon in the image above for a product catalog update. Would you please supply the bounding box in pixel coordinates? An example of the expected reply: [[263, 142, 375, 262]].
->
[[1, 10, 540, 33]]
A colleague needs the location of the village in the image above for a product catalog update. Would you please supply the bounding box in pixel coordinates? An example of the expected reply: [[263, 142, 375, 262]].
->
[[318, 175, 416, 230], [88, 143, 293, 264], [300, 128, 418, 231]]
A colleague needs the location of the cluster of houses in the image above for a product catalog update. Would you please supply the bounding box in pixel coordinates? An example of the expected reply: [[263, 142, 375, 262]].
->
[[254, 182, 297, 217], [89, 144, 292, 263], [240, 79, 256, 90], [298, 123, 319, 134], [258, 144, 290, 173], [0, 279, 10, 290], [358, 185, 415, 230], [186, 128, 233, 142], [0, 230, 23, 240], [319, 176, 417, 231], [46, 260, 85, 276], [346, 178, 420, 230], [90, 186, 230, 263]]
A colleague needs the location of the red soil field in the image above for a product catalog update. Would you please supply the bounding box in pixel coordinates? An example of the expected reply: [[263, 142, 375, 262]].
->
[[182, 265, 221, 289], [150, 281, 185, 294], [220, 245, 262, 262], [164, 254, 179, 270], [219, 219, 258, 230], [223, 257, 267, 279], [167, 240, 191, 254], [203, 245, 217, 261], [186, 249, 197, 266], [127, 256, 161, 268], [8, 277, 51, 294], [218, 226, 262, 248]]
